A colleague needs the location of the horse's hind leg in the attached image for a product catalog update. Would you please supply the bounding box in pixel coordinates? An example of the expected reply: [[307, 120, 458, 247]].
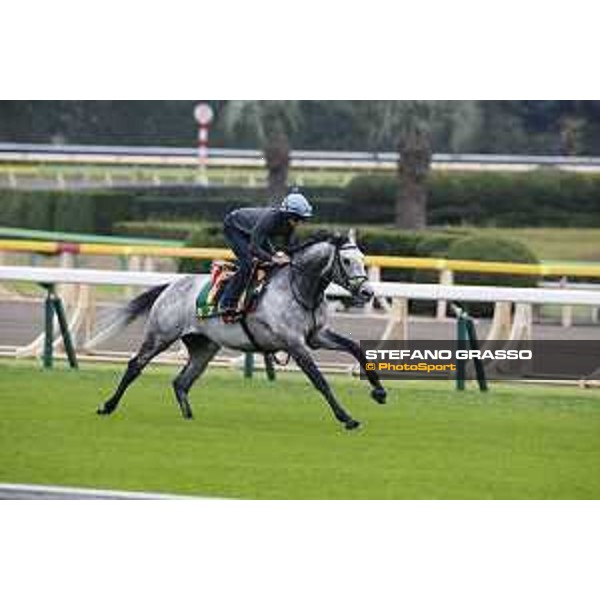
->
[[97, 333, 172, 416], [172, 335, 220, 419]]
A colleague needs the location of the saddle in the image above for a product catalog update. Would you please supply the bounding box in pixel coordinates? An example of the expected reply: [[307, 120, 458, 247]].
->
[[196, 260, 270, 320]]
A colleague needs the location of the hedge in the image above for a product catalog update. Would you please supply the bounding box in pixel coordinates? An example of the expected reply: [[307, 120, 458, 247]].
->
[[3, 169, 600, 234], [344, 170, 600, 226], [446, 234, 540, 316], [0, 186, 346, 234], [113, 220, 467, 274], [0, 189, 131, 234]]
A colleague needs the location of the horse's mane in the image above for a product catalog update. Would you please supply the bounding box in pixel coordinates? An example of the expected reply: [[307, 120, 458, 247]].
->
[[292, 230, 349, 253]]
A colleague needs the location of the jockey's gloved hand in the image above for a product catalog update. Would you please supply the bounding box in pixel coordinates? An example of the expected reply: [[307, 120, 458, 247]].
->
[[272, 251, 290, 265]]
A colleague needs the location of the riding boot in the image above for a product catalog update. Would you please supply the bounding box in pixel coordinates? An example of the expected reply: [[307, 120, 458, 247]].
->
[[218, 280, 244, 325]]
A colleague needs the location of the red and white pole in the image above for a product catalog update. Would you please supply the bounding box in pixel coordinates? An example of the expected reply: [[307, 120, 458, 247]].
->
[[198, 125, 209, 164], [194, 103, 214, 185]]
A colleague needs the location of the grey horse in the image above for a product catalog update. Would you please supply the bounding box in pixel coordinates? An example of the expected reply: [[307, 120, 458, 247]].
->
[[96, 231, 387, 430]]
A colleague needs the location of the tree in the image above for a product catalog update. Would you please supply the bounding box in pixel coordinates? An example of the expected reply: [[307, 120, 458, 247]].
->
[[397, 115, 432, 229], [221, 101, 301, 201], [367, 101, 481, 229], [367, 101, 435, 229], [559, 116, 585, 156]]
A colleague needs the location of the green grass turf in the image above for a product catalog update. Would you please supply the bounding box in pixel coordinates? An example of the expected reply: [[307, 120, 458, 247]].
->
[[1, 361, 599, 499]]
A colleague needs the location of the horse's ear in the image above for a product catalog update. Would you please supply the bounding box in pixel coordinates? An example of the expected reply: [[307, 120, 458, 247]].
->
[[348, 229, 356, 244], [333, 231, 350, 248]]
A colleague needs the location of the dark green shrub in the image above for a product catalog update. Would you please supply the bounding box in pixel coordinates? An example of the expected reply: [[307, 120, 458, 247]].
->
[[113, 221, 192, 240], [158, 220, 468, 276], [354, 227, 461, 283], [178, 223, 227, 273], [131, 185, 346, 223], [90, 191, 132, 234], [1, 191, 55, 230], [344, 169, 600, 227], [0, 185, 348, 234], [414, 232, 461, 258], [6, 167, 600, 234], [0, 189, 132, 234], [446, 234, 539, 316], [53, 195, 96, 233], [343, 175, 396, 222], [413, 232, 464, 292]]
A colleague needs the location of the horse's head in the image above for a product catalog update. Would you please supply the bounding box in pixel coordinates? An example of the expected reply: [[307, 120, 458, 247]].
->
[[330, 230, 374, 304]]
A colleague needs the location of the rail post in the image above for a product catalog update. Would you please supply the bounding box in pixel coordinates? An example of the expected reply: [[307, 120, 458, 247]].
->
[[51, 295, 78, 369], [466, 317, 488, 391], [560, 276, 573, 327], [243, 352, 276, 380], [452, 303, 487, 392], [380, 297, 408, 342], [366, 265, 380, 313], [456, 309, 467, 391], [244, 352, 254, 378], [437, 268, 453, 320], [42, 284, 54, 369], [40, 283, 78, 370]]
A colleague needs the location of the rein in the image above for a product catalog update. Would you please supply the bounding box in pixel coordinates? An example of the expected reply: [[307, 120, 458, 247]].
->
[[288, 241, 367, 311], [288, 251, 332, 311], [289, 262, 329, 311]]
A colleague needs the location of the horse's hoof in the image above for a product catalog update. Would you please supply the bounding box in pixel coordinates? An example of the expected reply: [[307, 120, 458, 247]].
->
[[179, 405, 194, 420], [96, 405, 112, 416], [371, 388, 387, 404], [178, 402, 194, 420], [345, 419, 361, 431]]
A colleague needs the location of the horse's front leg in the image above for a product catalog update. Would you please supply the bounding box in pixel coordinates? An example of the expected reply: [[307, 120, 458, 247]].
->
[[310, 328, 387, 404], [287, 341, 360, 430]]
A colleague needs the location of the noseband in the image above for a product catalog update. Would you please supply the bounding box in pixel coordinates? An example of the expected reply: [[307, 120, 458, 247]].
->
[[331, 243, 368, 294]]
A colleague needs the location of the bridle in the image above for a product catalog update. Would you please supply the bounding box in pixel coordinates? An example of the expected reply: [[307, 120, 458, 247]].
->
[[330, 242, 368, 295], [288, 241, 368, 311]]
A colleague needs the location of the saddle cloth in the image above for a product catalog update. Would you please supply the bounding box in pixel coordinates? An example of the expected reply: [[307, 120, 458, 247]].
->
[[196, 260, 269, 319]]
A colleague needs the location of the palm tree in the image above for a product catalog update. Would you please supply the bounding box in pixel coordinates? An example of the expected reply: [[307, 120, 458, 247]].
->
[[397, 117, 432, 229], [559, 116, 585, 156], [222, 101, 301, 201], [368, 101, 481, 229]]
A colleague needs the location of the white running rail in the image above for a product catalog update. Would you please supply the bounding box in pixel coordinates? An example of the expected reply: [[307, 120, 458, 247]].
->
[[1, 266, 600, 306]]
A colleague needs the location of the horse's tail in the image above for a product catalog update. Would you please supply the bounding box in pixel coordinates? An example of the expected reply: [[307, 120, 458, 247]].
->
[[85, 284, 169, 350]]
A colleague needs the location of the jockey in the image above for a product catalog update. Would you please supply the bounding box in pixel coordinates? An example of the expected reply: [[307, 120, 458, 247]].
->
[[219, 189, 314, 318]]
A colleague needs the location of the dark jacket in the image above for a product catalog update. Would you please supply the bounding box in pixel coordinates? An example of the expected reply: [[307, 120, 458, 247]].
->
[[224, 207, 299, 261]]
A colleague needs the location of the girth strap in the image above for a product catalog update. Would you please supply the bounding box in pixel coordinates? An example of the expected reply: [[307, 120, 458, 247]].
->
[[239, 314, 263, 353]]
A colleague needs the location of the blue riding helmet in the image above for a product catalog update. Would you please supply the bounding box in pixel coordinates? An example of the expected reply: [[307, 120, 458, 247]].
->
[[280, 192, 313, 219]]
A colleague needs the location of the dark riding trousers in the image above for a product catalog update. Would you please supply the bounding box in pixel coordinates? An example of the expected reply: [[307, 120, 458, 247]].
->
[[220, 207, 299, 309]]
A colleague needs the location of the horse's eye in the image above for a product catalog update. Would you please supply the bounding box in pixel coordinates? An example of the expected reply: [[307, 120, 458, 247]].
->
[[343, 258, 350, 265]]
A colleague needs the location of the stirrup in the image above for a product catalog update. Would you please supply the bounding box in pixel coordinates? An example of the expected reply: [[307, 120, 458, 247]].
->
[[221, 308, 241, 324]]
